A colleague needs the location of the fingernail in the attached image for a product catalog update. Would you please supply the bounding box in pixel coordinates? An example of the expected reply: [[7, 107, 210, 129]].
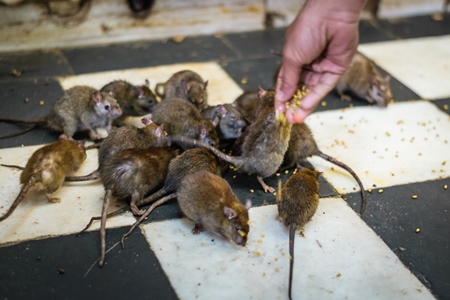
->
[[275, 90, 284, 101]]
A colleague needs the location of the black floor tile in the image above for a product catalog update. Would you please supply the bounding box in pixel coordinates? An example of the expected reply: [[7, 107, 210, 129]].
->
[[433, 98, 450, 116], [223, 28, 286, 59], [359, 19, 394, 44], [222, 56, 281, 92], [376, 13, 450, 39], [0, 79, 64, 148], [0, 227, 178, 300], [63, 36, 238, 74], [0, 50, 73, 82], [356, 179, 450, 300]]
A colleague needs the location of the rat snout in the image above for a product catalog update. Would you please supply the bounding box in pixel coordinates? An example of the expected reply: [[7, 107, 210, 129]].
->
[[234, 120, 246, 129], [233, 234, 246, 246], [114, 107, 123, 117]]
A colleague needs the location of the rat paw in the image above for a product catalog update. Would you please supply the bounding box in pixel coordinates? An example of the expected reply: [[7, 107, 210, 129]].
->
[[264, 186, 275, 194], [340, 94, 352, 102], [192, 223, 204, 234], [130, 204, 144, 216], [47, 196, 61, 203]]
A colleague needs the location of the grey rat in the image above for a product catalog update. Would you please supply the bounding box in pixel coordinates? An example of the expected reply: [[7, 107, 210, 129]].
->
[[0, 86, 122, 140], [98, 147, 178, 266], [335, 53, 392, 107], [201, 103, 247, 141], [282, 122, 367, 214], [168, 87, 292, 193], [151, 97, 219, 148], [155, 70, 209, 110], [276, 167, 321, 300], [0, 139, 87, 221], [78, 147, 225, 234], [65, 117, 166, 182], [177, 170, 252, 246], [100, 79, 158, 126]]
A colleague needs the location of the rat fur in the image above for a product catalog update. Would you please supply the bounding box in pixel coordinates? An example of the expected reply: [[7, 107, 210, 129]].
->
[[201, 103, 247, 141], [0, 139, 87, 221]]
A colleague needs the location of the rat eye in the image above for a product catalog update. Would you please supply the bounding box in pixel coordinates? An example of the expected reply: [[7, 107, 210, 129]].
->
[[148, 98, 154, 104], [230, 114, 235, 120], [234, 225, 240, 231], [104, 105, 110, 111]]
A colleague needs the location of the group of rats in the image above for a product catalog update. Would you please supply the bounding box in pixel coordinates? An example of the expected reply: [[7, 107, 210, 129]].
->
[[0, 57, 390, 298]]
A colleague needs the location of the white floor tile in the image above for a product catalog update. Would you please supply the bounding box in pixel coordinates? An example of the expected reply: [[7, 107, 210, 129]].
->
[[305, 101, 450, 194], [378, 0, 445, 19], [140, 199, 434, 300], [0, 144, 134, 246], [358, 35, 450, 100], [0, 0, 264, 52]]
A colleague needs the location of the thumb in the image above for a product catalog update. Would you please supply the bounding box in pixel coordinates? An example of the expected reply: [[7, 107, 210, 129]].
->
[[275, 62, 302, 112]]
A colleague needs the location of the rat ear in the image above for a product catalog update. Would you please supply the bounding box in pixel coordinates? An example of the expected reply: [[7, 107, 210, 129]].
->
[[257, 86, 266, 99], [156, 124, 166, 137], [91, 91, 103, 103], [211, 117, 220, 127], [145, 79, 150, 87], [224, 206, 237, 219], [371, 78, 379, 88], [78, 140, 86, 152], [244, 199, 252, 210], [199, 125, 207, 139], [202, 80, 208, 90], [384, 74, 391, 82], [141, 117, 152, 125], [181, 80, 189, 94], [218, 105, 227, 118], [133, 87, 144, 98]]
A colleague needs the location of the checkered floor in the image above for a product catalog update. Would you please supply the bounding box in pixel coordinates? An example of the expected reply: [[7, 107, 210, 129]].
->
[[0, 9, 449, 300]]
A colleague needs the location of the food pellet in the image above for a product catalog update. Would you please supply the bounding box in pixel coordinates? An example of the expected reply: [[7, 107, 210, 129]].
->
[[444, 185, 448, 190], [412, 195, 418, 199], [415, 228, 420, 233], [378, 189, 383, 194], [250, 189, 254, 193], [39, 101, 44, 106]]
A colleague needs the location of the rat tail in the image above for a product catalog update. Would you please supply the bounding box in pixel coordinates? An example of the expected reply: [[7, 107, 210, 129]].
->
[[77, 206, 128, 236], [0, 177, 36, 222], [168, 136, 245, 169], [0, 124, 38, 139], [317, 150, 366, 214], [65, 170, 100, 182], [288, 223, 296, 300], [137, 188, 168, 207], [0, 117, 47, 124], [99, 189, 112, 267], [1, 164, 25, 170]]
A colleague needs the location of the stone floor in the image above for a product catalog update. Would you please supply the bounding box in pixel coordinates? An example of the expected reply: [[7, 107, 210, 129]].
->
[[0, 4, 449, 300]]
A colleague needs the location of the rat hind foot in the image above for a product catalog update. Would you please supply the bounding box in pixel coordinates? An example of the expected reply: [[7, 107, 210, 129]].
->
[[340, 94, 352, 102], [192, 223, 204, 234], [46, 195, 61, 203]]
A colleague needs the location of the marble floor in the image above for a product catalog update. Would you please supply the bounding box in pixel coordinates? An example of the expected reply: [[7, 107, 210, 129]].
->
[[0, 3, 449, 300]]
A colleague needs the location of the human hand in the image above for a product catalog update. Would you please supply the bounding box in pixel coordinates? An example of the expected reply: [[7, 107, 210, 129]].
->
[[275, 0, 365, 123]]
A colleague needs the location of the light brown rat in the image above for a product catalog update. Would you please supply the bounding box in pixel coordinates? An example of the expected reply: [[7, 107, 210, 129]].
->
[[276, 167, 321, 300], [78, 147, 225, 234], [155, 70, 209, 110], [177, 170, 252, 246], [282, 122, 366, 214], [65, 117, 166, 182], [0, 139, 87, 221], [0, 85, 122, 140], [100, 79, 158, 126], [335, 53, 392, 107], [97, 147, 178, 266], [169, 87, 292, 193], [151, 97, 219, 148]]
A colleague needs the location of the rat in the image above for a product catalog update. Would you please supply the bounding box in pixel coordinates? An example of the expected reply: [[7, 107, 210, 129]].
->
[[168, 87, 292, 193], [0, 85, 122, 140], [65, 117, 166, 182], [155, 70, 209, 110], [276, 167, 321, 300], [78, 147, 226, 234], [232, 91, 260, 124], [97, 146, 178, 266], [0, 139, 87, 221], [151, 97, 219, 148], [177, 170, 252, 246], [282, 122, 367, 214], [201, 103, 247, 141], [100, 79, 158, 126], [335, 53, 392, 107]]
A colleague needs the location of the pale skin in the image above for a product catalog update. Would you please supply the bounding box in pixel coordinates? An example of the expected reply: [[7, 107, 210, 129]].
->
[[275, 0, 367, 123]]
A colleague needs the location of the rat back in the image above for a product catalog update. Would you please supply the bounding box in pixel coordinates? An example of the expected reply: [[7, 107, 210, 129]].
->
[[152, 97, 218, 147], [162, 70, 208, 110], [177, 170, 251, 246], [282, 123, 319, 169], [233, 91, 260, 124]]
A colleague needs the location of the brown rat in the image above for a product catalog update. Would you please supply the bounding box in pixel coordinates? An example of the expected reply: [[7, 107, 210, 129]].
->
[[65, 117, 166, 182], [78, 147, 225, 234], [100, 79, 158, 126], [151, 97, 219, 148], [0, 139, 87, 221], [232, 91, 260, 124], [282, 122, 367, 214], [201, 103, 247, 142], [97, 147, 178, 266], [335, 53, 392, 107], [0, 86, 122, 140], [169, 87, 292, 193], [177, 170, 252, 246], [155, 70, 209, 110], [276, 167, 321, 300]]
